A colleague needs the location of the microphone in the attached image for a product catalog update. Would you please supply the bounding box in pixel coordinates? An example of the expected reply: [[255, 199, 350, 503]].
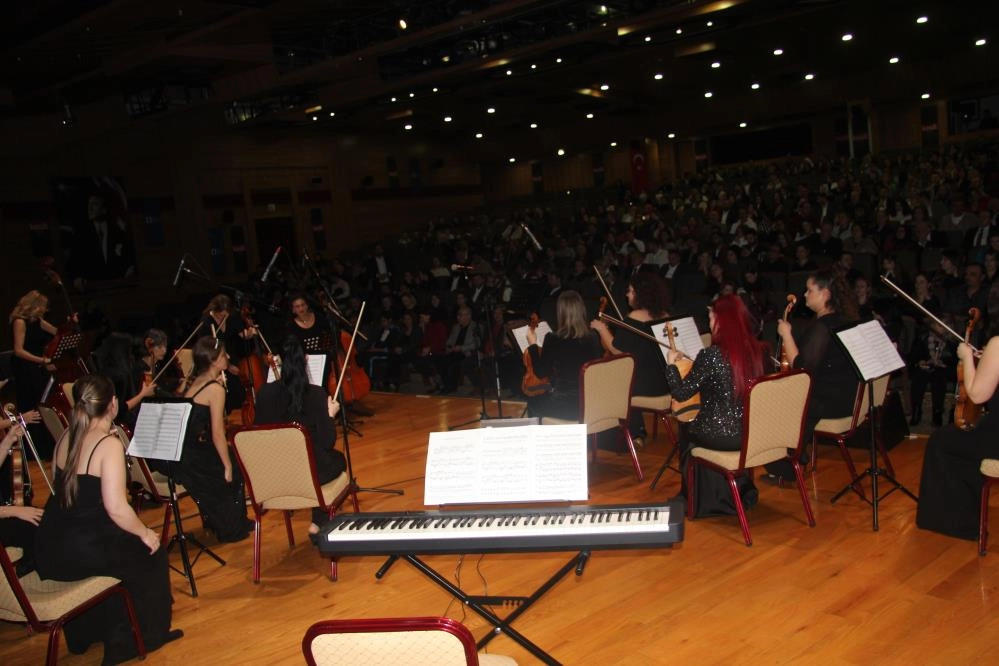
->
[[172, 256, 187, 287], [521, 224, 543, 252], [451, 264, 475, 272], [302, 250, 311, 266], [261, 246, 282, 283]]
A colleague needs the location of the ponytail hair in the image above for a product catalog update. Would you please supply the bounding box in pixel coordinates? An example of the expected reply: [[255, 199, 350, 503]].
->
[[63, 375, 115, 508], [191, 335, 225, 377]]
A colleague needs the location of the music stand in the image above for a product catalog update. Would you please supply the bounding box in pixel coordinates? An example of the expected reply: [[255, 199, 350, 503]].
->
[[833, 321, 918, 530], [130, 398, 225, 597], [49, 331, 82, 362]]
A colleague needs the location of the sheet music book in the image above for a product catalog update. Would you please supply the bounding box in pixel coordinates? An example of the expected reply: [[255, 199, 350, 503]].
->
[[510, 322, 553, 353], [266, 353, 325, 386], [127, 399, 193, 462], [424, 424, 588, 505], [835, 320, 906, 381], [650, 317, 703, 364]]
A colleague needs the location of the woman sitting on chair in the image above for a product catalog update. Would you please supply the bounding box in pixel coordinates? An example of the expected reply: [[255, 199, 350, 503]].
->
[[254, 335, 347, 541], [0, 422, 43, 573], [525, 290, 604, 421], [665, 294, 768, 516], [35, 375, 182, 664]]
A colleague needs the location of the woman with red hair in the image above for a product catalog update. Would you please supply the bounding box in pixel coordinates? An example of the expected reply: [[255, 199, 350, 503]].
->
[[666, 294, 768, 516]]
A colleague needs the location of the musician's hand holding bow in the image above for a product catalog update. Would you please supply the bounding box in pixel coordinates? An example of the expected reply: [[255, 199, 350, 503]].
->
[[327, 396, 341, 419], [666, 349, 688, 365]]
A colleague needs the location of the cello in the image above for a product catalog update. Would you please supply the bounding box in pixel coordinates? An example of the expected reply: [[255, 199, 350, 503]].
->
[[954, 307, 984, 430], [521, 313, 552, 397]]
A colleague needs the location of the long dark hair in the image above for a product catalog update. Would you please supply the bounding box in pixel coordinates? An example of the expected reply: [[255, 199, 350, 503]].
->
[[192, 335, 225, 377], [63, 375, 116, 508], [811, 268, 859, 322], [278, 335, 308, 415], [630, 272, 670, 318], [711, 294, 767, 400]]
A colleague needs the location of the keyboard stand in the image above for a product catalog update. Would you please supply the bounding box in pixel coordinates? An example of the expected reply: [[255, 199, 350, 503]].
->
[[375, 551, 589, 666]]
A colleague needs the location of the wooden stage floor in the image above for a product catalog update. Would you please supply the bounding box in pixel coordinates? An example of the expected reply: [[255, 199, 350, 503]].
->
[[2, 391, 997, 665]]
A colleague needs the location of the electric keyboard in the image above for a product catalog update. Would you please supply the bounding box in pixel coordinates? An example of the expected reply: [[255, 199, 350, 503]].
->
[[318, 500, 684, 556]]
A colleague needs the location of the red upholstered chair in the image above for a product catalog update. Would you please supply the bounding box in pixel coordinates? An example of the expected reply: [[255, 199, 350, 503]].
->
[[687, 370, 815, 546], [980, 459, 999, 555], [302, 616, 517, 666], [230, 423, 359, 583], [0, 543, 145, 666]]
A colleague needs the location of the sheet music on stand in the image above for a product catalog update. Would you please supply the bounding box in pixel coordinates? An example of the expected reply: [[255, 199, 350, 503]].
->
[[650, 317, 703, 364], [835, 320, 905, 381], [266, 353, 325, 386], [50, 332, 83, 360], [510, 322, 553, 353], [127, 398, 193, 462], [424, 424, 588, 505]]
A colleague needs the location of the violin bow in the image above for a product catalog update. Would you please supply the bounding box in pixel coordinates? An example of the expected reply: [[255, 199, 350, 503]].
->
[[151, 321, 204, 385], [331, 301, 366, 401], [879, 274, 980, 354], [592, 265, 624, 320]]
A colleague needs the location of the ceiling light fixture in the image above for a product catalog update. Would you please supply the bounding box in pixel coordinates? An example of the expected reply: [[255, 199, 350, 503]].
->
[[704, 91, 713, 98], [711, 61, 721, 68], [675, 28, 683, 35], [610, 141, 617, 147], [889, 56, 900, 64], [916, 16, 928, 24], [444, 116, 452, 122], [329, 112, 335, 117], [530, 122, 538, 129], [739, 122, 747, 128], [530, 64, 537, 69], [976, 38, 987, 46], [921, 92, 931, 99], [841, 33, 853, 41], [600, 84, 610, 90], [398, 18, 408, 30], [586, 113, 594, 119], [475, 132, 483, 138], [804, 73, 815, 80], [556, 57, 562, 63], [667, 132, 676, 139], [751, 82, 761, 90], [390, 97, 397, 102], [706, 21, 713, 27], [487, 107, 496, 114], [644, 36, 652, 42], [773, 48, 784, 56], [509, 157, 516, 163], [409, 92, 415, 98], [432, 87, 439, 92], [557, 148, 566, 156], [404, 124, 413, 130], [654, 73, 664, 80], [506, 69, 512, 75], [311, 116, 317, 121]]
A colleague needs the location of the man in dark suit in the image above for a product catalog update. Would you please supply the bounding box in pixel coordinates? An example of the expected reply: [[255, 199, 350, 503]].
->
[[69, 193, 135, 287]]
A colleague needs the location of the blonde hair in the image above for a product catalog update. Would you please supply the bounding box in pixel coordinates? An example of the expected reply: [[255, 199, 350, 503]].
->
[[62, 375, 116, 508], [555, 290, 590, 339], [9, 290, 48, 323]]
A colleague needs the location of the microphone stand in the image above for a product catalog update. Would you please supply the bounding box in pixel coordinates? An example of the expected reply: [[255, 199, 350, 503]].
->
[[303, 253, 402, 498]]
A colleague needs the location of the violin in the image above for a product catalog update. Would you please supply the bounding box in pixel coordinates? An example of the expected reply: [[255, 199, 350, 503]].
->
[[954, 307, 984, 430], [3, 405, 38, 506], [521, 313, 552, 397], [777, 294, 797, 373]]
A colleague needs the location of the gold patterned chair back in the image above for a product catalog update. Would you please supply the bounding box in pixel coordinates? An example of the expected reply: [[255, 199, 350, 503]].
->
[[579, 354, 635, 435], [743, 370, 812, 469]]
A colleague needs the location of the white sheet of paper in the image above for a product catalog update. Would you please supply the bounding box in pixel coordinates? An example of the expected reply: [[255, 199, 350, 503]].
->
[[424, 424, 588, 505], [836, 320, 905, 381], [266, 353, 326, 386], [650, 317, 703, 365], [127, 401, 193, 462], [511, 322, 553, 353]]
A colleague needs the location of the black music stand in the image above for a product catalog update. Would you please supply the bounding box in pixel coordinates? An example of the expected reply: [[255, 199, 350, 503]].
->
[[132, 398, 225, 596], [832, 322, 917, 530]]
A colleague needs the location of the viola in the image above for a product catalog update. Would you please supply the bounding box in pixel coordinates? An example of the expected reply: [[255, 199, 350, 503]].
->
[[777, 294, 797, 373], [521, 313, 552, 397], [3, 406, 32, 507], [954, 307, 984, 430], [665, 323, 701, 422]]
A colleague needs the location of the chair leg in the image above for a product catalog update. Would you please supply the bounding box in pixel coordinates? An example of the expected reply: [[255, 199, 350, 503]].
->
[[620, 422, 644, 482], [284, 511, 295, 548], [981, 478, 993, 556], [329, 557, 338, 581], [252, 518, 262, 584], [791, 457, 817, 527], [727, 473, 752, 546], [117, 586, 147, 660], [45, 623, 62, 666], [686, 459, 697, 520]]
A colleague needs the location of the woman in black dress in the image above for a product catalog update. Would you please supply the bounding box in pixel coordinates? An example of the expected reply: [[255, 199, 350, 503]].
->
[[10, 290, 60, 459], [765, 268, 861, 482], [0, 422, 44, 572], [199, 294, 256, 414], [171, 336, 252, 543], [916, 336, 999, 540], [590, 272, 671, 446], [665, 294, 768, 516], [254, 335, 347, 540], [35, 375, 181, 664], [525, 291, 604, 420]]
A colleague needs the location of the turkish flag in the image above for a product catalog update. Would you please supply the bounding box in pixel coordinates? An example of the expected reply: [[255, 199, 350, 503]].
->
[[629, 143, 647, 194]]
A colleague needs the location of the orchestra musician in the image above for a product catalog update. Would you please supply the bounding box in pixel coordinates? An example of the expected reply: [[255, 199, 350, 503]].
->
[[199, 294, 256, 414], [0, 422, 44, 574], [288, 293, 330, 354], [525, 291, 603, 420], [665, 294, 767, 516], [254, 335, 347, 542], [764, 269, 861, 484], [170, 336, 253, 543], [590, 272, 671, 447], [34, 375, 182, 663], [916, 335, 999, 540], [92, 332, 158, 431]]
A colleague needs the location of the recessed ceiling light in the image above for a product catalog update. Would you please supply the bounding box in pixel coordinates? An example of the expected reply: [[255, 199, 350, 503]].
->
[[600, 84, 610, 91], [475, 132, 483, 138], [841, 33, 853, 41], [557, 148, 566, 156], [654, 73, 664, 80], [444, 116, 452, 122], [889, 56, 900, 64], [644, 36, 652, 43], [704, 91, 713, 98], [586, 113, 594, 119], [441, 55, 450, 63], [530, 64, 537, 70], [711, 61, 721, 68], [329, 112, 335, 117], [487, 107, 496, 114], [530, 122, 539, 129], [506, 69, 512, 75], [509, 157, 516, 163], [312, 116, 317, 121], [706, 21, 713, 27], [916, 16, 928, 24], [921, 92, 931, 99], [432, 87, 439, 92], [751, 82, 761, 90], [675, 28, 683, 35], [976, 38, 987, 47], [610, 141, 617, 147], [390, 97, 397, 102], [555, 57, 562, 63], [739, 122, 748, 128], [409, 92, 415, 98], [667, 132, 676, 139], [404, 124, 413, 130], [804, 73, 815, 80], [773, 48, 784, 56], [398, 18, 408, 30]]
